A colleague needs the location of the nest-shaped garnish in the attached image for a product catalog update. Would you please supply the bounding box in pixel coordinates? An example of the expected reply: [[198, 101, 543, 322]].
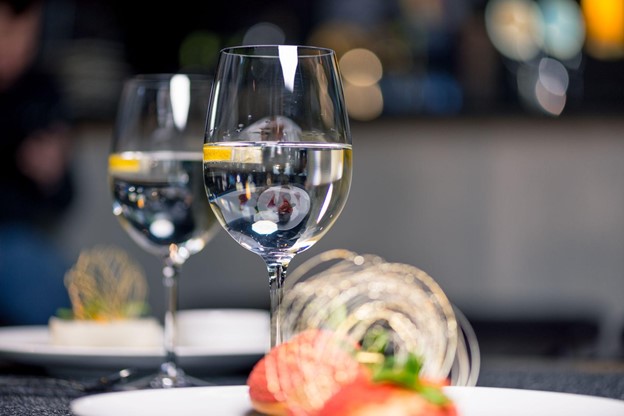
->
[[62, 245, 148, 320]]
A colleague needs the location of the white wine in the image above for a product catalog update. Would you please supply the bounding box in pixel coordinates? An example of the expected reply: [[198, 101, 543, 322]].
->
[[110, 151, 218, 260], [203, 142, 352, 260]]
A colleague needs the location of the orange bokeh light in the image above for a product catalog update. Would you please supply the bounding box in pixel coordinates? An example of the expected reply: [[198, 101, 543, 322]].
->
[[581, 0, 624, 58]]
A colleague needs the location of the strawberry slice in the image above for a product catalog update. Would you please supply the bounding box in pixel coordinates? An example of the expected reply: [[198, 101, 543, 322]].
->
[[247, 329, 368, 416], [319, 379, 457, 416]]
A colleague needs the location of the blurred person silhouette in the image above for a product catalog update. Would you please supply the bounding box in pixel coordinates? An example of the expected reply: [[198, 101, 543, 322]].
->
[[0, 0, 73, 325]]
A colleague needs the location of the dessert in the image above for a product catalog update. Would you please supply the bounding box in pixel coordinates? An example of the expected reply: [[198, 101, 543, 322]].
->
[[48, 245, 162, 347], [48, 317, 161, 347], [247, 329, 456, 416], [247, 249, 476, 415]]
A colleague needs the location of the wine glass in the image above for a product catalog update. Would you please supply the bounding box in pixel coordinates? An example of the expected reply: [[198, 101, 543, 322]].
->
[[203, 46, 352, 347], [109, 73, 220, 388]]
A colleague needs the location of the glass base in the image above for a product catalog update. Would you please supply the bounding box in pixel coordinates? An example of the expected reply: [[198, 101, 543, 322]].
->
[[114, 363, 209, 390]]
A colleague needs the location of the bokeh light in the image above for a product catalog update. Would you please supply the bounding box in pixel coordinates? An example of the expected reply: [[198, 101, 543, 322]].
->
[[485, 0, 544, 61], [485, 0, 591, 116], [338, 48, 385, 121], [339, 48, 383, 87], [536, 57, 568, 115], [541, 0, 585, 60], [582, 0, 624, 59], [343, 83, 384, 121]]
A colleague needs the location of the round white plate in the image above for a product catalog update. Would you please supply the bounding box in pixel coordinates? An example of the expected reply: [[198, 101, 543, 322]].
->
[[70, 385, 624, 416], [0, 309, 269, 377]]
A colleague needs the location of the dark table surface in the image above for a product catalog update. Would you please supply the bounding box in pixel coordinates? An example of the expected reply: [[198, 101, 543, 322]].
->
[[1, 355, 623, 416]]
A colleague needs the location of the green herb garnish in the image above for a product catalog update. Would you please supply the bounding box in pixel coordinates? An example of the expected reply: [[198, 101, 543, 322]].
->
[[359, 328, 451, 406]]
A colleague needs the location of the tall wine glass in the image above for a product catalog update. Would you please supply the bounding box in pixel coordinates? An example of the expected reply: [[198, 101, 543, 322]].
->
[[109, 74, 220, 388], [203, 46, 352, 347]]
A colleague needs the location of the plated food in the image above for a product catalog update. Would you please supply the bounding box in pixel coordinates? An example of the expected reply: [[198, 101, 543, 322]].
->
[[247, 329, 457, 416], [48, 316, 161, 348], [48, 246, 162, 348], [246, 249, 479, 415]]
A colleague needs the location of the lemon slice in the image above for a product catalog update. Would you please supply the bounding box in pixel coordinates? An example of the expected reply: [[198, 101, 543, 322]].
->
[[203, 145, 232, 162], [108, 154, 141, 172]]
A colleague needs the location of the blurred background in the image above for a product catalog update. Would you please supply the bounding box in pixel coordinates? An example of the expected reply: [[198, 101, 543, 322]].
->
[[2, 0, 623, 361], [27, 0, 624, 120]]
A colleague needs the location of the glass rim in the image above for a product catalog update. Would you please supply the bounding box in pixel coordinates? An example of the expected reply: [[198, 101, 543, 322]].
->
[[220, 45, 335, 58]]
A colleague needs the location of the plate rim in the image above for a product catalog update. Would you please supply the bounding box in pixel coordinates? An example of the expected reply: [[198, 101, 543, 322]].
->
[[70, 385, 624, 416], [70, 385, 251, 415], [0, 309, 269, 372], [0, 329, 266, 357]]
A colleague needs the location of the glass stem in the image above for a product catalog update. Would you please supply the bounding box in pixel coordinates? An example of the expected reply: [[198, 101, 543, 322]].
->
[[267, 262, 288, 348], [161, 259, 181, 379]]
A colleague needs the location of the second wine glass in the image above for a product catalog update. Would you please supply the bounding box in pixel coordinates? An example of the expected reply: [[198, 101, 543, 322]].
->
[[109, 74, 220, 388], [203, 46, 352, 347]]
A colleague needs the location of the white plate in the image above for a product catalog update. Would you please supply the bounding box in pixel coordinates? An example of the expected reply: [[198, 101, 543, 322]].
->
[[0, 309, 269, 377], [70, 385, 624, 416]]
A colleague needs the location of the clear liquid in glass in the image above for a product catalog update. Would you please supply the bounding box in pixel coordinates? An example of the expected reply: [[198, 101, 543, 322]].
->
[[203, 142, 352, 261], [110, 151, 217, 261]]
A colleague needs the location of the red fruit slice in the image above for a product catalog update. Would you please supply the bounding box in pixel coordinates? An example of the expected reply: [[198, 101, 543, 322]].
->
[[319, 380, 458, 416], [247, 329, 368, 416]]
